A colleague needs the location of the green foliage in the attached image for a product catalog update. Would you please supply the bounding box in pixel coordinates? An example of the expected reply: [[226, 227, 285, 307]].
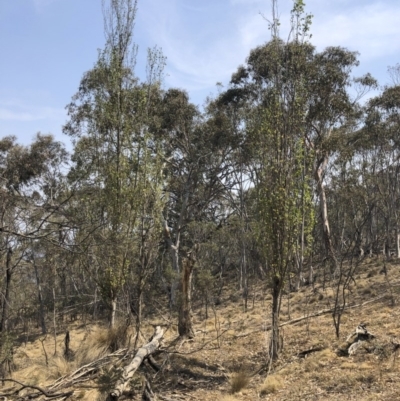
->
[[251, 38, 315, 279], [63, 0, 166, 322]]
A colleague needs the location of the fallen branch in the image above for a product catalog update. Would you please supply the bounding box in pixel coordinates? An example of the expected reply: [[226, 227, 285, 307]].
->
[[0, 378, 73, 399], [280, 294, 386, 328], [49, 348, 127, 390], [237, 294, 387, 338], [107, 326, 164, 401], [296, 346, 325, 358]]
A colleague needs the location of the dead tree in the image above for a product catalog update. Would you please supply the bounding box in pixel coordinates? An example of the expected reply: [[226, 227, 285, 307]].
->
[[336, 323, 376, 356], [107, 326, 164, 400]]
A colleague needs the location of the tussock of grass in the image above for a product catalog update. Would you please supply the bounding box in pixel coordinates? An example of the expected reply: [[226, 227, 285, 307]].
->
[[260, 374, 284, 395], [303, 358, 319, 372], [356, 373, 375, 384], [317, 347, 333, 359], [75, 332, 109, 367], [72, 324, 133, 368], [90, 323, 132, 352], [230, 371, 249, 393], [14, 323, 134, 387], [15, 364, 44, 385], [48, 356, 73, 379]]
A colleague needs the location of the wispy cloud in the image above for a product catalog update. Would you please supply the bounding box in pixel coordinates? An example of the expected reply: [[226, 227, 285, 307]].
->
[[0, 109, 39, 122], [139, 0, 262, 92], [0, 100, 65, 122], [139, 0, 400, 100], [311, 2, 400, 60], [233, 1, 400, 60]]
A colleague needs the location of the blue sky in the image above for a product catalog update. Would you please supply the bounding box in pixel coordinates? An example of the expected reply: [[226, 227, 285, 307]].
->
[[1, 0, 400, 147]]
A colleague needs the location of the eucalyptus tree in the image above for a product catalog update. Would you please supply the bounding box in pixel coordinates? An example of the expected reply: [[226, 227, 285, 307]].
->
[[210, 85, 257, 307], [306, 55, 370, 270], [158, 89, 232, 337], [217, 0, 377, 358], [362, 82, 400, 257], [64, 0, 165, 327], [0, 134, 68, 335], [219, 1, 316, 360]]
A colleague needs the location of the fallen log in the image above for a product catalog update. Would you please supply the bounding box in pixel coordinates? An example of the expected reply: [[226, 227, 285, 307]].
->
[[296, 346, 325, 358], [107, 326, 164, 401], [236, 294, 387, 338], [280, 294, 386, 329]]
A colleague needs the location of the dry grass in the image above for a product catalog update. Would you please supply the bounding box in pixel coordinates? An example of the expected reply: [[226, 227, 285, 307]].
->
[[48, 355, 73, 379], [8, 259, 400, 401], [88, 323, 132, 352], [11, 322, 134, 391], [220, 396, 241, 401], [260, 374, 284, 395], [230, 371, 250, 393]]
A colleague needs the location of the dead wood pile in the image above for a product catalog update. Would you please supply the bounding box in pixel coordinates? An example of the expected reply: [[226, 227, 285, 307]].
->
[[0, 326, 165, 401]]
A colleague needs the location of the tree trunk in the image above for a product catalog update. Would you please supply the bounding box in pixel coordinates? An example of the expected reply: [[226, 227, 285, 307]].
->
[[315, 152, 337, 270], [308, 264, 314, 287], [178, 254, 195, 338], [163, 220, 180, 306], [269, 275, 282, 362], [0, 248, 12, 333], [164, 178, 191, 307], [33, 260, 47, 335], [397, 228, 400, 259], [169, 246, 180, 306], [241, 241, 248, 312], [295, 250, 303, 291], [110, 296, 117, 328], [133, 284, 143, 349]]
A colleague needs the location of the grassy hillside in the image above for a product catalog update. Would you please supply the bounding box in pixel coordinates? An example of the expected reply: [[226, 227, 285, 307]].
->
[[4, 257, 400, 400]]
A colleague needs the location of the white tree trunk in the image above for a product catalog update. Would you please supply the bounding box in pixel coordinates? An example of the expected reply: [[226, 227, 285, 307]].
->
[[110, 297, 117, 328], [108, 326, 164, 400], [315, 151, 337, 268]]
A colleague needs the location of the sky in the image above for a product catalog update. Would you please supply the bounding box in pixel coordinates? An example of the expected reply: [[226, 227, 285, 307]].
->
[[1, 0, 400, 148]]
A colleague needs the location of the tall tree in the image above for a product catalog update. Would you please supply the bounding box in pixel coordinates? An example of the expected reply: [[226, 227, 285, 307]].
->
[[64, 0, 165, 326], [0, 134, 68, 333], [158, 89, 231, 337], [220, 0, 316, 361], [363, 82, 400, 257], [218, 0, 375, 359]]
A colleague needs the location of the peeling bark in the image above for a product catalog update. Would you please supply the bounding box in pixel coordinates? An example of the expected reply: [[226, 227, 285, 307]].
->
[[314, 146, 338, 272], [110, 296, 117, 328]]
